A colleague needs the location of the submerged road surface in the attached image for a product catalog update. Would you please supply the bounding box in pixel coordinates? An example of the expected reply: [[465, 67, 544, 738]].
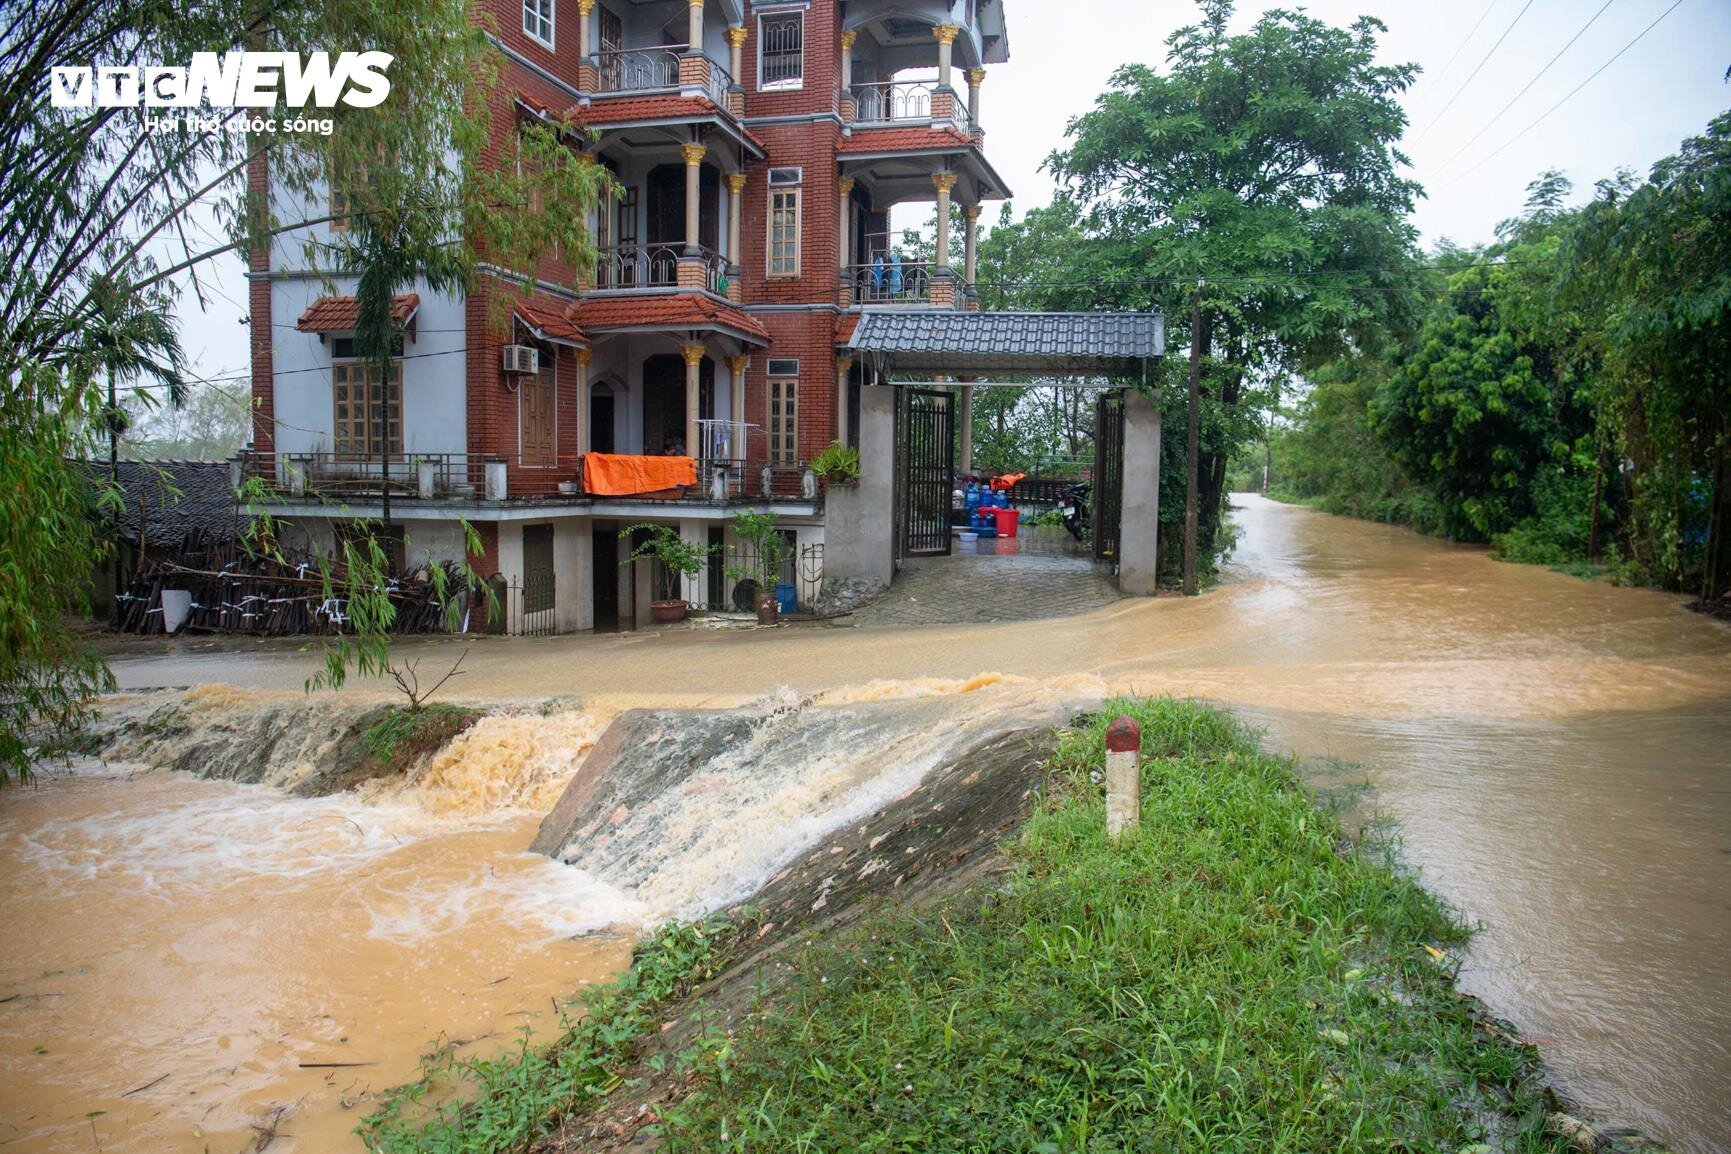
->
[[7, 495, 1727, 1152]]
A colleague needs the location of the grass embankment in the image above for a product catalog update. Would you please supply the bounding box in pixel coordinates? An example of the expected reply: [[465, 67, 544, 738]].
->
[[363, 699, 1571, 1154]]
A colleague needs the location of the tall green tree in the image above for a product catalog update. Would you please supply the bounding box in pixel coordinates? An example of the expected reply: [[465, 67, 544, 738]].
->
[[1567, 114, 1731, 595], [1047, 0, 1425, 587]]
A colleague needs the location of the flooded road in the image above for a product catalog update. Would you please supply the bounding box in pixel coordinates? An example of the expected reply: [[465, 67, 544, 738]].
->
[[6, 495, 1728, 1151]]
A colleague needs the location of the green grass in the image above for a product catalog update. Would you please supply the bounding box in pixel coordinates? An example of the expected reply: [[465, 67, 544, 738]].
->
[[361, 698, 1567, 1154], [655, 699, 1566, 1153]]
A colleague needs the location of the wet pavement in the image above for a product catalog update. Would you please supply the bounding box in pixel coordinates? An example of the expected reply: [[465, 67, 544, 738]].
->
[[846, 525, 1126, 626]]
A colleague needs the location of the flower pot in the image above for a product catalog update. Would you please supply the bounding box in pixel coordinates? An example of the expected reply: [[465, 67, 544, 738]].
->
[[650, 599, 688, 624], [754, 589, 779, 625]]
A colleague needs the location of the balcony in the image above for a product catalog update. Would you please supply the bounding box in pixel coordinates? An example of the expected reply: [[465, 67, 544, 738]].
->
[[852, 81, 933, 124], [593, 46, 735, 112], [593, 243, 726, 292], [845, 258, 933, 305]]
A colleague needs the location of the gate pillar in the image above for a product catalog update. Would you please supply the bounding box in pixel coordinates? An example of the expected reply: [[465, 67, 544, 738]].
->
[[822, 386, 895, 589], [1119, 388, 1164, 596]]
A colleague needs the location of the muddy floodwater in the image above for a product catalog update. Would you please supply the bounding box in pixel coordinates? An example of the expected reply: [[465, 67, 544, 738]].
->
[[3, 495, 1728, 1152]]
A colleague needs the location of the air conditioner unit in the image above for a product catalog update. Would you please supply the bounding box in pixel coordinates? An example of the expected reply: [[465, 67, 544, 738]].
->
[[502, 344, 539, 375]]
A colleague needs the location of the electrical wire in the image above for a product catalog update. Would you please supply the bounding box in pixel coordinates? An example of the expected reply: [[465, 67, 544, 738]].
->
[[1412, 0, 1501, 113], [1446, 0, 1687, 185], [1414, 0, 1539, 142], [1431, 0, 1619, 177]]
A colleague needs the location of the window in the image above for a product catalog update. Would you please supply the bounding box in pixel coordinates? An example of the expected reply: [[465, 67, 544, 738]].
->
[[759, 12, 803, 89], [768, 375, 798, 465], [768, 168, 801, 278], [332, 360, 402, 458], [523, 0, 554, 48]]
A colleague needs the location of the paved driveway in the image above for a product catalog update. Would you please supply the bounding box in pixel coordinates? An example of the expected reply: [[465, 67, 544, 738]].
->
[[846, 527, 1124, 626]]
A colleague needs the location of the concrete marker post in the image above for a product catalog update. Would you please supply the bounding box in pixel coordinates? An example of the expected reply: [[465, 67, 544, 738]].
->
[[1105, 716, 1141, 839]]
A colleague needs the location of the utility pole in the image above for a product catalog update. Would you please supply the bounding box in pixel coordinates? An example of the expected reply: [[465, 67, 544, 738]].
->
[[1183, 280, 1205, 597]]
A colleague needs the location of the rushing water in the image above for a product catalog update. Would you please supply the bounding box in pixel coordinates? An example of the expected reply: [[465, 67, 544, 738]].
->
[[3, 495, 1727, 1151]]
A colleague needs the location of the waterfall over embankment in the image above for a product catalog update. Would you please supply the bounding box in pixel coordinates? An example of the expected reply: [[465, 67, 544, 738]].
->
[[529, 682, 1092, 926]]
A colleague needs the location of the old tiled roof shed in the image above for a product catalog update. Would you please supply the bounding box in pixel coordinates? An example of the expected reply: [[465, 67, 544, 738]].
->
[[83, 459, 238, 549], [845, 310, 1165, 376]]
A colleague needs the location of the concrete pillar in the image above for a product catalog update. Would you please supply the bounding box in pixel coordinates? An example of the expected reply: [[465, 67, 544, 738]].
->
[[1119, 387, 1164, 596], [574, 347, 592, 455], [958, 384, 973, 472], [687, 0, 703, 52], [932, 172, 955, 270], [933, 23, 959, 90], [835, 356, 853, 446], [726, 24, 745, 78], [726, 354, 748, 440], [966, 67, 984, 125], [680, 343, 704, 457], [578, 0, 594, 57], [679, 517, 706, 605], [725, 171, 745, 264], [837, 177, 854, 270], [1105, 715, 1142, 839], [823, 384, 895, 588], [840, 28, 856, 88], [962, 202, 980, 286], [681, 143, 706, 254]]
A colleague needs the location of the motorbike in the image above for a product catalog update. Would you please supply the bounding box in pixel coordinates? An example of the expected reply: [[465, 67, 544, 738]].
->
[[1057, 481, 1091, 542]]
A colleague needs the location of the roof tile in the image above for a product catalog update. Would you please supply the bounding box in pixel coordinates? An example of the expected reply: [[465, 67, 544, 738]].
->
[[296, 293, 420, 333], [575, 293, 770, 345]]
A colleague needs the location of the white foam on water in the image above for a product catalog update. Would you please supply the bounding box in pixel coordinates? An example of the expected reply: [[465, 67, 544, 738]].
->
[[563, 681, 1099, 926]]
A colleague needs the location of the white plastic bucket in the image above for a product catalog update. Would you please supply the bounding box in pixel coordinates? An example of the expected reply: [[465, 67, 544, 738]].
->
[[957, 531, 979, 554]]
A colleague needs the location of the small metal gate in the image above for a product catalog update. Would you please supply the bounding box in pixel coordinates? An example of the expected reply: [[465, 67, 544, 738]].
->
[[899, 387, 954, 557], [1092, 391, 1125, 561]]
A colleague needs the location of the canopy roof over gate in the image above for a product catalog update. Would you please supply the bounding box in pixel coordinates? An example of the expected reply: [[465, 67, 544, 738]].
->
[[846, 310, 1164, 376]]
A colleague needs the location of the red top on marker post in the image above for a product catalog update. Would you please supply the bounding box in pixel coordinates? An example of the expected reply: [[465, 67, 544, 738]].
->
[[1105, 716, 1141, 753]]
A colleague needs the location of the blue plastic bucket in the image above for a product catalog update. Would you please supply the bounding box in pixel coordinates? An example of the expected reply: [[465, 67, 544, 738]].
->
[[774, 582, 797, 613]]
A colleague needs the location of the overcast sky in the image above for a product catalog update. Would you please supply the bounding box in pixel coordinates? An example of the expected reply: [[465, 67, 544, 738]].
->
[[170, 0, 1731, 397]]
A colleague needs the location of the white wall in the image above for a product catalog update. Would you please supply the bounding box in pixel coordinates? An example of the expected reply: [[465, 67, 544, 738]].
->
[[587, 333, 740, 455], [269, 277, 469, 460]]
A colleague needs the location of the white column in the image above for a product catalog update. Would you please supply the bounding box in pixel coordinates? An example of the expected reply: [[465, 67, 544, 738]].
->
[[725, 171, 745, 264], [574, 348, 592, 455], [835, 356, 852, 446], [682, 143, 705, 254], [681, 343, 704, 458], [958, 384, 973, 472], [967, 67, 984, 124], [727, 355, 749, 439], [932, 172, 955, 270], [837, 177, 854, 270], [840, 28, 856, 89], [726, 25, 746, 80], [933, 24, 959, 90], [578, 0, 594, 58], [962, 202, 980, 286], [687, 0, 704, 52]]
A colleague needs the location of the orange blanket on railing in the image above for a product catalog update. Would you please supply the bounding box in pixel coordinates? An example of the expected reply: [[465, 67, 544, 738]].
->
[[583, 453, 697, 496]]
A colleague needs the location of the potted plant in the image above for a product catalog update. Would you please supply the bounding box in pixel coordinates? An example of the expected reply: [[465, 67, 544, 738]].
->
[[809, 440, 860, 487], [726, 510, 789, 624], [624, 523, 712, 623]]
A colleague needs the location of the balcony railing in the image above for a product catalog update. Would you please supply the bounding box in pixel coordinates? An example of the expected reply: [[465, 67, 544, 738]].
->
[[596, 46, 683, 93], [846, 258, 933, 304], [853, 81, 932, 122], [594, 243, 725, 291], [705, 57, 736, 108]]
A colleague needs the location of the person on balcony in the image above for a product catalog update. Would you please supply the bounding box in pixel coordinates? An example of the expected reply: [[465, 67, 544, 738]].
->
[[888, 252, 904, 296]]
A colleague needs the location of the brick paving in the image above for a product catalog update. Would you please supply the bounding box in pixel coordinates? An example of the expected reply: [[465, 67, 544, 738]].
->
[[846, 528, 1124, 626]]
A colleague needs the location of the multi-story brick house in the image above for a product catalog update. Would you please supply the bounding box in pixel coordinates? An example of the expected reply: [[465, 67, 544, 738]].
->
[[246, 0, 1012, 632]]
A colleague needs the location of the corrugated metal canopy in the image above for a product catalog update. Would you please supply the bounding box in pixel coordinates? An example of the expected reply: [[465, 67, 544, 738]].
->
[[846, 310, 1164, 375]]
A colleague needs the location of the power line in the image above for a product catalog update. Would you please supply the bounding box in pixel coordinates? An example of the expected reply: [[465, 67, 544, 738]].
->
[[1432, 0, 1619, 177], [1413, 0, 1501, 113], [1446, 0, 1687, 185], [1414, 0, 1539, 142]]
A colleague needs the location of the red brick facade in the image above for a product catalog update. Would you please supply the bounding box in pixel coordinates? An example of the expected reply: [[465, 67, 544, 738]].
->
[[251, 0, 997, 502]]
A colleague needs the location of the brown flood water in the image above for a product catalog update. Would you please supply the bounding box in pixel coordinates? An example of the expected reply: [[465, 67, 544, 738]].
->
[[3, 494, 1727, 1152]]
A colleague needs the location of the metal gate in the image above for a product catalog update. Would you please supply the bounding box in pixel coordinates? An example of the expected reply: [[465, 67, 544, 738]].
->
[[1092, 391, 1125, 561], [899, 387, 954, 557]]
